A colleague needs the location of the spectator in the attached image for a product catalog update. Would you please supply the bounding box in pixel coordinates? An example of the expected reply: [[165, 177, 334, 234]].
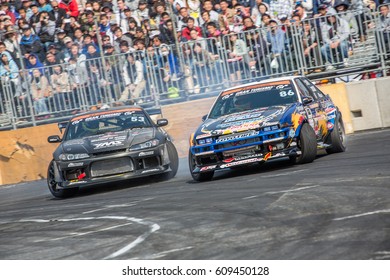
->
[[35, 11, 56, 48], [187, 0, 202, 20], [293, 4, 308, 21], [50, 65, 72, 112], [19, 24, 45, 62], [121, 6, 140, 32], [134, 0, 150, 23], [58, 0, 79, 18], [21, 0, 34, 21], [218, 0, 235, 34], [254, 3, 269, 27], [177, 7, 194, 30], [30, 68, 51, 117], [200, 0, 220, 25], [2, 29, 22, 67], [160, 19, 176, 45], [266, 19, 287, 73], [119, 52, 146, 103], [29, 2, 41, 31], [16, 8, 29, 27], [46, 43, 65, 63], [37, 0, 53, 13], [182, 17, 202, 40], [192, 42, 214, 93], [113, 26, 133, 53], [157, 43, 183, 94], [0, 2, 16, 24], [269, 0, 292, 20], [226, 31, 249, 83], [301, 20, 321, 69], [68, 44, 88, 105], [320, 9, 350, 70], [49, 0, 67, 28], [200, 11, 220, 37], [333, 0, 358, 40], [378, 4, 390, 54]]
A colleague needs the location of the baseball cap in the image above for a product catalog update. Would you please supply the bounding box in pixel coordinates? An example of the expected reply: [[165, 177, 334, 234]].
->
[[63, 36, 73, 44]]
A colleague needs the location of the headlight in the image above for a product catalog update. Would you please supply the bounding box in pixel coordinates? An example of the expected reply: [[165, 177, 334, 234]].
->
[[130, 139, 159, 151], [198, 137, 213, 145], [59, 153, 90, 161]]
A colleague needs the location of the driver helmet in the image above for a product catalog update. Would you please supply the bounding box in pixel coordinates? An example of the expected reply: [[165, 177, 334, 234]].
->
[[233, 95, 252, 111], [82, 120, 99, 132]]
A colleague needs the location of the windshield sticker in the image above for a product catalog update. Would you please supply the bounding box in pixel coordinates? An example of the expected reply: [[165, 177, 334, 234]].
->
[[221, 80, 291, 96], [71, 108, 142, 122]]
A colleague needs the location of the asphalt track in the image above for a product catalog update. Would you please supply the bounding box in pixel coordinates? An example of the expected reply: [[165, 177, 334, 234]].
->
[[0, 129, 389, 260]]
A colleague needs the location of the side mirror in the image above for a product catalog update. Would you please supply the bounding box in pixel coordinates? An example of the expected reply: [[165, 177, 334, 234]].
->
[[201, 115, 207, 122], [302, 96, 314, 105], [48, 135, 62, 143], [156, 118, 168, 127]]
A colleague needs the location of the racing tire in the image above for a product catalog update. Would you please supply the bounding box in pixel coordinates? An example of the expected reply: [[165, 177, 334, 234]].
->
[[159, 141, 179, 180], [188, 151, 214, 182], [290, 123, 317, 164], [47, 160, 78, 199], [326, 116, 346, 154]]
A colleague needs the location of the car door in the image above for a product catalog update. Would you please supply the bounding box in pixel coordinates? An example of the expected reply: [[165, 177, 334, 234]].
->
[[294, 78, 326, 140]]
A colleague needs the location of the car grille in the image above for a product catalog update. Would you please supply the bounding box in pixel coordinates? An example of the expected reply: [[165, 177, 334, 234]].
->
[[90, 157, 134, 177]]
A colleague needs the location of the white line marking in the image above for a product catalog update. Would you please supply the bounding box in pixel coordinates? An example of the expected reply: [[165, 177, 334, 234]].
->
[[151, 246, 193, 259], [20, 216, 160, 259], [242, 195, 259, 200], [333, 209, 390, 221], [260, 169, 306, 178], [265, 185, 320, 195]]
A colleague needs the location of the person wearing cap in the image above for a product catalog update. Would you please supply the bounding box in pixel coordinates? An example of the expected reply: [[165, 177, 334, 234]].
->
[[266, 19, 287, 72], [29, 2, 41, 31], [58, 0, 79, 18], [320, 9, 350, 70], [19, 24, 45, 61]]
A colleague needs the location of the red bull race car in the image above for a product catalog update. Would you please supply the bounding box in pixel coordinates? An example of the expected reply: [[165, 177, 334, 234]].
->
[[189, 76, 346, 181]]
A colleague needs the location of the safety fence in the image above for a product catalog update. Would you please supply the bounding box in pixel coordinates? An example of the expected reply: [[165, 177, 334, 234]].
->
[[0, 7, 389, 130]]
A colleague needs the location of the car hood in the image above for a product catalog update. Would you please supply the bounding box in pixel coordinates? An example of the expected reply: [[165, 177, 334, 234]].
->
[[196, 104, 296, 138], [58, 128, 156, 154]]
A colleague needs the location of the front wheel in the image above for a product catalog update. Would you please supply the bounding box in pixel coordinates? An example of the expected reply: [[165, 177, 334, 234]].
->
[[47, 160, 78, 199], [291, 123, 317, 164], [159, 141, 179, 180], [326, 116, 346, 154], [188, 151, 214, 181]]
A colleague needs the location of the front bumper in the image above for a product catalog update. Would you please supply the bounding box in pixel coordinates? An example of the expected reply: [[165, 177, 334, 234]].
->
[[190, 129, 300, 173], [53, 143, 171, 189]]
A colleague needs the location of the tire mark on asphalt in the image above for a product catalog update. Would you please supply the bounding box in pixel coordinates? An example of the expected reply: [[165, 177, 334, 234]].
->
[[333, 209, 390, 221], [20, 216, 160, 259]]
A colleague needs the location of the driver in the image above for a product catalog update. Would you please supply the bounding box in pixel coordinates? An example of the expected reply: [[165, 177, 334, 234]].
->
[[233, 95, 252, 112], [81, 120, 100, 135]]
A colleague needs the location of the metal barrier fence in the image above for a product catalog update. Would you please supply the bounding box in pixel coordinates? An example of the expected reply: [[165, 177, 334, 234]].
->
[[0, 7, 389, 130]]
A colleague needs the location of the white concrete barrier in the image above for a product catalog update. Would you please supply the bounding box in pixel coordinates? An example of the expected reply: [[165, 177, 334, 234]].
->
[[346, 80, 383, 131], [375, 77, 390, 128]]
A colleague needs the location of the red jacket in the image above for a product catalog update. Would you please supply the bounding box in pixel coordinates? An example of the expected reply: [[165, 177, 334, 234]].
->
[[181, 26, 202, 41], [58, 0, 79, 18]]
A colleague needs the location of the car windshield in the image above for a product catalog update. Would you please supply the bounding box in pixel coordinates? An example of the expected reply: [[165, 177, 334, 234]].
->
[[208, 81, 298, 119], [63, 109, 152, 140]]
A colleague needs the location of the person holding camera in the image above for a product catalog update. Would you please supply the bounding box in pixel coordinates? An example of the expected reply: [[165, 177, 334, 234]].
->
[[35, 11, 56, 49]]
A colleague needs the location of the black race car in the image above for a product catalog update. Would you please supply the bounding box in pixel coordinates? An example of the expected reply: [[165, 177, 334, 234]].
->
[[47, 106, 178, 198], [189, 76, 346, 181]]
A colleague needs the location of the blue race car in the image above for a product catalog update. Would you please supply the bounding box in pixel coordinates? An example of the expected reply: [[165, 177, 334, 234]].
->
[[188, 76, 346, 181]]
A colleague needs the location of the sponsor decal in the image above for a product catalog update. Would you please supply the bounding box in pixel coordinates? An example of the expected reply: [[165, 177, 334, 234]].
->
[[327, 122, 334, 129], [222, 154, 263, 163], [216, 131, 258, 143], [200, 165, 217, 172], [69, 180, 87, 184], [220, 157, 263, 168], [196, 133, 213, 140], [263, 152, 272, 161], [68, 162, 84, 167], [71, 108, 142, 122], [139, 151, 154, 156], [93, 140, 123, 149], [221, 81, 292, 96]]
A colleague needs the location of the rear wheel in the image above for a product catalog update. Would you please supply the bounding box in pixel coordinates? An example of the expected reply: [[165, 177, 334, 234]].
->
[[290, 123, 317, 164], [47, 160, 78, 199], [159, 141, 179, 180], [188, 151, 214, 181], [326, 116, 346, 154]]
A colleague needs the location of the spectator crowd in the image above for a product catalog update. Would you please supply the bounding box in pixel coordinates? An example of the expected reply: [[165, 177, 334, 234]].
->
[[0, 0, 389, 121]]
